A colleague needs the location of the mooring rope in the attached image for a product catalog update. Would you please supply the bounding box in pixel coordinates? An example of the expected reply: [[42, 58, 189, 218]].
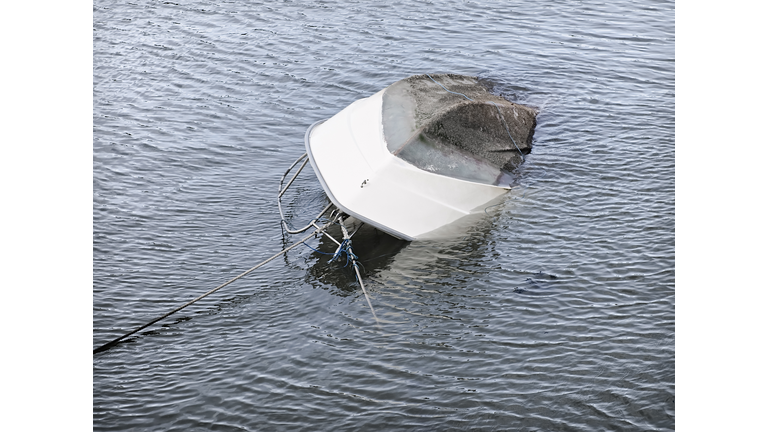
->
[[93, 220, 336, 354], [337, 218, 380, 326]]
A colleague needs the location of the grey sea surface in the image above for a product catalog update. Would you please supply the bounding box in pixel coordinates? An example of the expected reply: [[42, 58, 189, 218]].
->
[[93, 1, 674, 430]]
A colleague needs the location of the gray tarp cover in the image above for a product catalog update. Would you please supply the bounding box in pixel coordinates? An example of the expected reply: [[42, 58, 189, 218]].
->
[[382, 74, 537, 186]]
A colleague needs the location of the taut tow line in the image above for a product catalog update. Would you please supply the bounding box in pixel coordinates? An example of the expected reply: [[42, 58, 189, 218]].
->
[[337, 216, 380, 327], [278, 153, 380, 327], [93, 220, 335, 355], [95, 151, 384, 354]]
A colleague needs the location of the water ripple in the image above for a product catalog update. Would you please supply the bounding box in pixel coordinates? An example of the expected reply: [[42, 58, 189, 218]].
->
[[94, 0, 674, 430]]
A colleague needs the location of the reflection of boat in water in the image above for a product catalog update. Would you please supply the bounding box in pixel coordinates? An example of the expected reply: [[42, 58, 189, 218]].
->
[[304, 219, 409, 293], [304, 74, 538, 241]]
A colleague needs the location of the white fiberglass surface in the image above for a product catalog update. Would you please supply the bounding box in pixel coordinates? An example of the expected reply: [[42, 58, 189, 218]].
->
[[306, 91, 508, 240]]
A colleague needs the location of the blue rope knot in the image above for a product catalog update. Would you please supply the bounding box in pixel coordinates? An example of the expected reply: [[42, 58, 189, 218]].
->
[[326, 238, 359, 268], [302, 237, 361, 270], [352, 260, 366, 275]]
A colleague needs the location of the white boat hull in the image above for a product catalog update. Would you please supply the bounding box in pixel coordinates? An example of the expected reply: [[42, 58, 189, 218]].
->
[[305, 89, 510, 241]]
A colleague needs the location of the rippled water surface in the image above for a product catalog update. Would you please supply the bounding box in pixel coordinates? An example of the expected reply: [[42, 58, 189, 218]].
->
[[93, 1, 674, 430]]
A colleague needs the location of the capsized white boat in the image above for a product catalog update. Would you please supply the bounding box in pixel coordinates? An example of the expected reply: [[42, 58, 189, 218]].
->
[[304, 73, 538, 241]]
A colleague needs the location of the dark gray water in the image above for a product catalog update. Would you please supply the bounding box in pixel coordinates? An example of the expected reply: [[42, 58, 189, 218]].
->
[[93, 1, 674, 430]]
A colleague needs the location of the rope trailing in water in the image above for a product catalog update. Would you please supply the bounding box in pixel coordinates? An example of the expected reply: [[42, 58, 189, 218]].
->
[[425, 73, 525, 160], [276, 153, 379, 325], [337, 217, 380, 326], [93, 220, 335, 354]]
